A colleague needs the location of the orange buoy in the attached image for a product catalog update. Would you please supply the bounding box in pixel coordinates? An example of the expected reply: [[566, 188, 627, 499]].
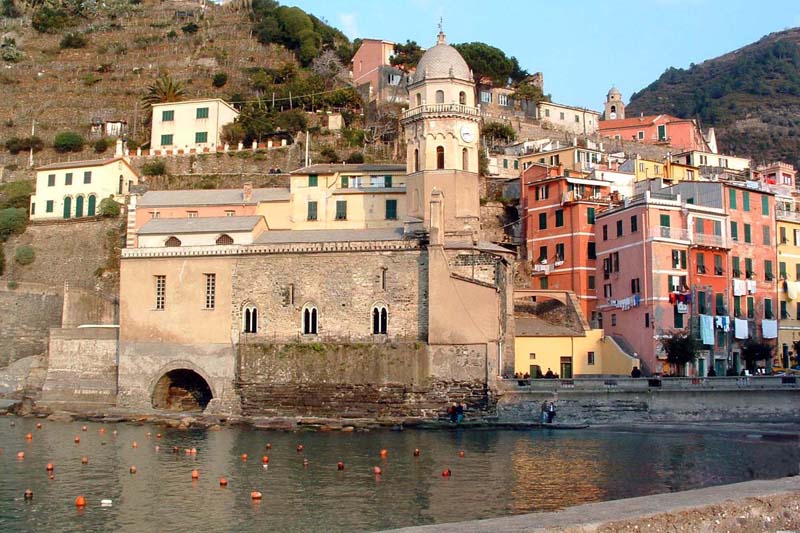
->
[[191, 469, 199, 480], [81, 426, 87, 432], [458, 450, 465, 458], [129, 465, 137, 474], [296, 444, 304, 452], [36, 423, 42, 429], [132, 441, 138, 449], [241, 453, 248, 461], [262, 455, 269, 464], [219, 477, 228, 487], [337, 461, 345, 470], [190, 448, 197, 455], [185, 448, 191, 455], [74, 436, 80, 444], [98, 428, 105, 434], [75, 495, 86, 508], [24, 489, 33, 500], [413, 448, 421, 457], [46, 463, 54, 472], [442, 468, 452, 477], [25, 433, 32, 440], [265, 443, 272, 450], [81, 456, 89, 464], [17, 451, 24, 460], [373, 466, 382, 475], [380, 449, 388, 458], [250, 491, 262, 500], [156, 433, 162, 439]]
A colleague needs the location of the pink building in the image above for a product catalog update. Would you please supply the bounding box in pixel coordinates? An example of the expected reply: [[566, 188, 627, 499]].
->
[[350, 39, 409, 103], [599, 114, 710, 153]]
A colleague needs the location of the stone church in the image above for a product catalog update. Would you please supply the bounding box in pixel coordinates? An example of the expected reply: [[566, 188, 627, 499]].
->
[[116, 31, 516, 416]]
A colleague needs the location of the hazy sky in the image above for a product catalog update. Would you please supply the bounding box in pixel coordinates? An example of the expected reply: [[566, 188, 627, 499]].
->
[[285, 0, 800, 110]]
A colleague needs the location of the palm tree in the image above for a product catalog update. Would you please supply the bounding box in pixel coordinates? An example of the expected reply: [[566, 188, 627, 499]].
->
[[142, 74, 186, 107]]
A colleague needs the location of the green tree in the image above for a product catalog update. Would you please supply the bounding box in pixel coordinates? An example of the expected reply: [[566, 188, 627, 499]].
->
[[14, 244, 34, 265], [221, 122, 246, 145], [98, 197, 120, 217], [275, 109, 307, 134], [1, 0, 21, 18], [212, 72, 228, 88], [0, 207, 28, 241], [59, 33, 87, 49], [454, 42, 515, 85], [141, 159, 167, 176], [142, 74, 186, 107], [53, 131, 84, 153], [481, 122, 516, 145], [390, 40, 424, 70], [659, 330, 699, 376], [0, 180, 34, 209], [511, 79, 545, 106], [31, 5, 70, 34], [740, 339, 773, 373]]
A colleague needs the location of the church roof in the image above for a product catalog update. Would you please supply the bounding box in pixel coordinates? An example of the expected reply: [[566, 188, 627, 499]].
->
[[607, 86, 621, 97], [409, 31, 471, 84], [139, 188, 289, 207], [254, 227, 406, 244], [137, 216, 263, 235]]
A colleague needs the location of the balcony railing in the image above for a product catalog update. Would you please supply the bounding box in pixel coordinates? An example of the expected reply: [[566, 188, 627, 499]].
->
[[402, 103, 482, 120], [777, 208, 800, 222], [532, 263, 554, 275], [650, 226, 690, 241], [692, 232, 730, 249]]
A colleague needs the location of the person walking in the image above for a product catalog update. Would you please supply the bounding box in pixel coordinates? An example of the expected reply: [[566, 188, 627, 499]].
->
[[547, 401, 557, 424]]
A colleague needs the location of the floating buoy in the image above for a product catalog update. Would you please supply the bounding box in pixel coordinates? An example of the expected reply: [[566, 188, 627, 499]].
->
[[49, 473, 54, 480], [99, 428, 105, 434], [154, 445, 160, 452], [36, 423, 42, 429], [380, 449, 388, 458], [130, 465, 137, 474], [337, 461, 345, 470], [74, 436, 80, 444], [10, 421, 15, 427], [185, 448, 191, 455], [75, 495, 86, 508], [172, 446, 179, 454], [262, 455, 269, 464], [265, 443, 272, 450], [413, 448, 421, 457], [303, 459, 309, 467], [241, 453, 248, 461], [156, 433, 162, 439], [442, 468, 452, 477], [250, 491, 262, 500], [82, 426, 87, 432], [112, 430, 117, 436], [81, 456, 89, 464], [373, 466, 382, 475], [191, 469, 199, 480], [190, 448, 197, 455], [25, 433, 32, 440], [101, 499, 113, 507], [146, 432, 151, 438], [132, 441, 138, 449], [24, 489, 33, 501], [17, 451, 24, 460], [46, 463, 54, 472], [296, 444, 303, 453], [458, 450, 465, 458], [219, 477, 228, 487]]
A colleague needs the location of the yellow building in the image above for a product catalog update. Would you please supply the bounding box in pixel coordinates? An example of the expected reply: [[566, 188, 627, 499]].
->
[[777, 197, 800, 368], [620, 157, 699, 183], [149, 98, 239, 152], [289, 164, 407, 230]]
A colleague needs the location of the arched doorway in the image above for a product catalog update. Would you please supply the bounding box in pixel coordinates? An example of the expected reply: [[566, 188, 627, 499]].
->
[[152, 369, 213, 411]]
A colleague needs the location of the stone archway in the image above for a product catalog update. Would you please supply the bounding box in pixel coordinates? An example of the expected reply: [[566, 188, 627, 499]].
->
[[151, 369, 213, 412]]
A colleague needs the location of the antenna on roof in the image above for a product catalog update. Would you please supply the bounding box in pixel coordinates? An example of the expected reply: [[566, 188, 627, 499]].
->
[[437, 17, 446, 44]]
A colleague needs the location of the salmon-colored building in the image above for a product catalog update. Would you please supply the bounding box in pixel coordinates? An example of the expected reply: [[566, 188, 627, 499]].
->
[[599, 114, 711, 153], [350, 39, 409, 103]]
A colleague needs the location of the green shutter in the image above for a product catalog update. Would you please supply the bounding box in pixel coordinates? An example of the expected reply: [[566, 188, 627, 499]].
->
[[87, 195, 96, 216], [384, 175, 392, 188], [716, 293, 724, 315], [196, 107, 209, 119], [780, 262, 787, 279], [46, 200, 54, 213], [674, 305, 684, 328], [765, 260, 773, 280], [503, 159, 508, 169], [341, 176, 348, 188], [744, 224, 751, 243], [63, 197, 71, 219], [733, 256, 740, 276], [729, 188, 737, 209], [195, 131, 207, 143], [162, 110, 174, 121], [742, 191, 750, 211], [734, 296, 741, 317], [539, 213, 547, 229], [385, 199, 397, 220], [660, 214, 670, 227], [335, 200, 347, 220], [555, 210, 564, 227], [747, 297, 754, 318], [731, 221, 738, 241], [745, 258, 753, 276], [160, 134, 173, 146], [307, 201, 317, 221], [587, 207, 595, 224], [308, 175, 318, 187], [762, 195, 769, 215], [765, 299, 773, 319], [75, 196, 84, 217], [680, 250, 687, 269]]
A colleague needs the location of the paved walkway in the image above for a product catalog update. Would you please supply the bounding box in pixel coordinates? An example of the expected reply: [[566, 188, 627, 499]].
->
[[390, 476, 800, 532]]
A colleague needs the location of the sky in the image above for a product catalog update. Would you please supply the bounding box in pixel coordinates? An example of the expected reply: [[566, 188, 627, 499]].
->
[[284, 0, 800, 110]]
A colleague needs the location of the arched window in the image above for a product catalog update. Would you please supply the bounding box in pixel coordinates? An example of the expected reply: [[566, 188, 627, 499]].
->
[[372, 305, 388, 335], [216, 234, 233, 245], [436, 146, 445, 170], [462, 148, 469, 171], [435, 90, 444, 104], [75, 195, 84, 218], [63, 196, 72, 219], [414, 148, 420, 172], [243, 304, 258, 333], [165, 236, 182, 247], [415, 93, 422, 106], [303, 305, 318, 335], [87, 195, 97, 216], [459, 91, 466, 105], [610, 105, 617, 114]]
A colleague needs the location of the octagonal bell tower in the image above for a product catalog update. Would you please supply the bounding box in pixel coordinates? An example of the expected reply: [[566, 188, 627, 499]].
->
[[401, 30, 481, 238]]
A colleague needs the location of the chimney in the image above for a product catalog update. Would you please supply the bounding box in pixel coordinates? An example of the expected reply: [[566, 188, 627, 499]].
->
[[243, 182, 253, 202]]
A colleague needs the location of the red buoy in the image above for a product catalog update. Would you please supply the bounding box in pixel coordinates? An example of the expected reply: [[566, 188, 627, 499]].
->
[[337, 461, 345, 470], [25, 433, 32, 441], [24, 489, 33, 500], [413, 448, 421, 457], [241, 453, 248, 461], [156, 433, 162, 439], [442, 468, 452, 477], [132, 441, 138, 449], [250, 491, 262, 500], [129, 465, 137, 474], [380, 449, 388, 458], [262, 455, 269, 464], [81, 426, 87, 432], [16, 451, 24, 460], [219, 477, 228, 487], [191, 469, 199, 480], [265, 443, 272, 450], [458, 450, 465, 458], [373, 466, 382, 475], [74, 436, 80, 444], [81, 456, 89, 464], [36, 423, 42, 430], [296, 444, 304, 453], [75, 495, 86, 508], [46, 463, 54, 472]]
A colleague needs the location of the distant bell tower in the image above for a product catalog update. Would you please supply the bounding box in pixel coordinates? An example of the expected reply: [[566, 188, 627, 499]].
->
[[605, 86, 625, 120], [401, 28, 481, 238]]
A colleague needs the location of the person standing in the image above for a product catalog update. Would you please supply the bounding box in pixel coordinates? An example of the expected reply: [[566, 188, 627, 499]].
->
[[540, 401, 548, 424], [547, 401, 557, 424], [456, 402, 465, 424]]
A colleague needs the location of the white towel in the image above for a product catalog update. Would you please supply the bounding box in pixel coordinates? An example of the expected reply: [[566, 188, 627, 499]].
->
[[733, 279, 746, 296], [791, 282, 800, 301], [747, 280, 757, 294], [734, 318, 749, 339], [762, 319, 778, 339]]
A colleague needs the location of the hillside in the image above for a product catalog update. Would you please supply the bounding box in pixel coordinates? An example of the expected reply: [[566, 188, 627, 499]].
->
[[627, 28, 800, 167]]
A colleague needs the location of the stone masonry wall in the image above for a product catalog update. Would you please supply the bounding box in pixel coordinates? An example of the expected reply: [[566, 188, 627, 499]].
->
[[0, 284, 62, 367], [230, 249, 428, 342], [237, 342, 493, 418]]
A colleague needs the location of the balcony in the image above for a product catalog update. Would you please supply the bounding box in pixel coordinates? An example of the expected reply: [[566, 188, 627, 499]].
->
[[650, 226, 690, 242], [777, 207, 800, 223], [692, 232, 730, 249], [532, 263, 554, 275], [401, 103, 482, 121]]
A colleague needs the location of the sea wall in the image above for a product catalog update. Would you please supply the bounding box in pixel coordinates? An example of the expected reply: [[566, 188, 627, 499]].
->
[[0, 283, 62, 367]]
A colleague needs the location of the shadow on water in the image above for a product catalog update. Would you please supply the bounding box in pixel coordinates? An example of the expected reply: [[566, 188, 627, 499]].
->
[[0, 420, 798, 532]]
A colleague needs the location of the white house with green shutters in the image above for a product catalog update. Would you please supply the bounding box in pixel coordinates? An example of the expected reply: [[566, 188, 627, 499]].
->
[[29, 157, 140, 221], [149, 98, 239, 153]]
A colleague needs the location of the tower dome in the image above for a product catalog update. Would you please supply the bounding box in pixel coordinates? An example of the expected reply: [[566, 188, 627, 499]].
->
[[409, 31, 472, 84], [607, 86, 621, 98]]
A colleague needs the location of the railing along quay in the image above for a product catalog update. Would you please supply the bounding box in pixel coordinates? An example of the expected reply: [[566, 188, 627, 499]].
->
[[499, 376, 799, 391]]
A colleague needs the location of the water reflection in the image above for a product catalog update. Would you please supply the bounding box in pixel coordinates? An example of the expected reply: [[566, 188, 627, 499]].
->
[[0, 420, 797, 532]]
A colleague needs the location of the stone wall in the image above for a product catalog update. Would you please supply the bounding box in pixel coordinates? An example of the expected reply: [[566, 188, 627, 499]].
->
[[497, 387, 800, 424], [237, 342, 493, 418], [0, 284, 62, 367], [39, 327, 118, 408], [61, 284, 117, 327]]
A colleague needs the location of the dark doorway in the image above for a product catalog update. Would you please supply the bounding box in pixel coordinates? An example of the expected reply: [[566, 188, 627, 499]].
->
[[152, 369, 213, 411]]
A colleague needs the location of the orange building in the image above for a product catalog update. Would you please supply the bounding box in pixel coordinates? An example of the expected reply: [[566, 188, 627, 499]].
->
[[599, 114, 710, 153]]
